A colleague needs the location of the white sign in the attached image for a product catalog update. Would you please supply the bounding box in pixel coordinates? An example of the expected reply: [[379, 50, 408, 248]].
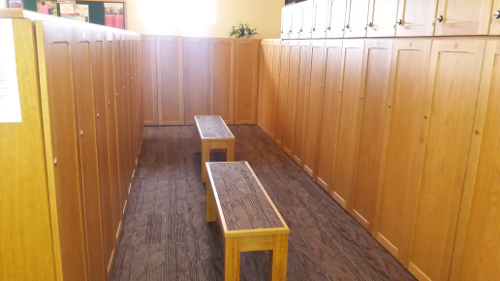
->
[[75, 4, 89, 23], [0, 19, 22, 123]]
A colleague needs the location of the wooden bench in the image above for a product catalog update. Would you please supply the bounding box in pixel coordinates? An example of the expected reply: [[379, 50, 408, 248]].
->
[[205, 161, 290, 281], [194, 115, 235, 183]]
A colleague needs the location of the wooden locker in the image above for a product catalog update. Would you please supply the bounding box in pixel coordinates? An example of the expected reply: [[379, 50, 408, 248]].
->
[[344, 0, 370, 38], [351, 39, 393, 229], [37, 21, 88, 281], [315, 39, 343, 192], [183, 38, 210, 125], [331, 39, 364, 208], [91, 30, 114, 275], [434, 0, 494, 36], [451, 40, 500, 281], [275, 40, 291, 147], [366, 0, 398, 37], [156, 36, 184, 125], [234, 39, 259, 124], [302, 40, 326, 178], [210, 38, 234, 124], [327, 0, 348, 38], [408, 39, 486, 281], [373, 39, 432, 263], [491, 1, 500, 35], [395, 0, 438, 37], [73, 27, 106, 281], [291, 40, 311, 165], [141, 35, 158, 125], [282, 40, 299, 157]]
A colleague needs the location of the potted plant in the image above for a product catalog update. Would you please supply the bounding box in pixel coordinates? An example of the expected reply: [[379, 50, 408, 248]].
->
[[229, 22, 259, 38]]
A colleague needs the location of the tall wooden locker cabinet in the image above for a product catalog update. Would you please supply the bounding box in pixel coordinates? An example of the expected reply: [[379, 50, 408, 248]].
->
[[0, 10, 143, 281]]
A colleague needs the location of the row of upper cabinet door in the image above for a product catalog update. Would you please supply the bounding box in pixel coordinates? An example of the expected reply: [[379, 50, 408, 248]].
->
[[258, 38, 500, 281], [141, 36, 260, 126], [281, 0, 500, 39]]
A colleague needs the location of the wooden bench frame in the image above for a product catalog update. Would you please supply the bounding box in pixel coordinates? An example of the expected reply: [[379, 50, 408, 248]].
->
[[206, 161, 290, 281], [194, 115, 235, 183]]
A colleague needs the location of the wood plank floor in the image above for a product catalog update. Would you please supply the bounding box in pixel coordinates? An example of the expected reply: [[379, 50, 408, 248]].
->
[[111, 125, 416, 281]]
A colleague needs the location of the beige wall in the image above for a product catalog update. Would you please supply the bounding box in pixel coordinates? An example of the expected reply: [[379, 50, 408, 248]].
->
[[125, 0, 284, 39], [1, 1, 6, 9]]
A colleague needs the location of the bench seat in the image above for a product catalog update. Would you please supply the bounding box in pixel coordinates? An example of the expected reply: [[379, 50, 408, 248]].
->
[[206, 161, 290, 281]]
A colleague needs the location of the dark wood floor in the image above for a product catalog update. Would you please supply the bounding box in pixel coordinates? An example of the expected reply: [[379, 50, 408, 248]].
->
[[111, 125, 416, 281]]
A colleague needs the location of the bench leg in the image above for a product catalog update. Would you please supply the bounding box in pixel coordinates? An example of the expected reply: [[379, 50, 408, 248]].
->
[[206, 181, 217, 222], [194, 131, 201, 153], [225, 237, 240, 281], [201, 141, 209, 183], [270, 234, 288, 281], [227, 141, 235, 162]]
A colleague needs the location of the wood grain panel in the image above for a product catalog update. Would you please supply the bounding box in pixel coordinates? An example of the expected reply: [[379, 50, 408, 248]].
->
[[435, 0, 493, 36], [234, 39, 259, 124], [157, 36, 183, 125], [0, 18, 58, 281], [331, 39, 364, 208], [454, 40, 500, 281], [258, 40, 279, 139], [302, 40, 326, 177], [395, 0, 437, 36], [282, 40, 299, 157], [275, 41, 290, 146], [351, 40, 392, 229], [141, 35, 158, 125], [409, 39, 485, 281], [373, 39, 432, 263], [210, 39, 234, 124], [37, 22, 87, 281], [292, 40, 311, 165], [316, 40, 343, 192], [73, 30, 106, 281], [184, 38, 210, 125]]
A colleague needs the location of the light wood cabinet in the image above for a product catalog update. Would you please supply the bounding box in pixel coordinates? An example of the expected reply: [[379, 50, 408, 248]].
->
[[452, 39, 500, 281], [291, 40, 311, 165], [257, 40, 279, 139], [315, 39, 343, 192], [491, 2, 500, 35], [275, 40, 290, 147], [331, 39, 364, 207], [373, 39, 432, 263], [156, 37, 183, 126], [281, 5, 293, 39], [311, 0, 330, 38], [282, 40, 299, 156], [290, 1, 314, 39], [408, 39, 486, 281], [434, 0, 493, 35], [210, 38, 234, 124], [351, 39, 392, 229], [141, 35, 158, 125], [395, 0, 437, 36], [366, 0, 398, 37], [183, 38, 210, 125], [234, 39, 259, 124], [344, 0, 370, 38], [302, 40, 326, 177], [327, 0, 348, 38], [0, 10, 142, 281]]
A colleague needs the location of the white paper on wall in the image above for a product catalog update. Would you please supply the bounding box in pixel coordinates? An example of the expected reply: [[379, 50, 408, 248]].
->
[[0, 19, 22, 123]]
